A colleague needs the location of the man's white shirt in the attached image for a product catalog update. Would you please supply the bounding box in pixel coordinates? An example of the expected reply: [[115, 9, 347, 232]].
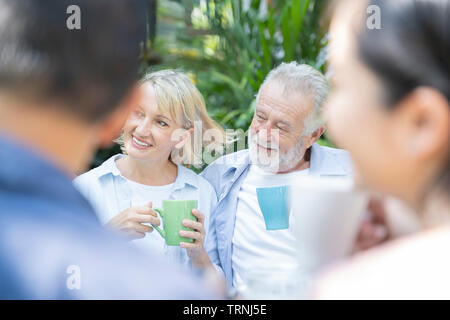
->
[[231, 164, 310, 290]]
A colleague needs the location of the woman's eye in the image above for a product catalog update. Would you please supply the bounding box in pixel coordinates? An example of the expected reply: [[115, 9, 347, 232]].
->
[[158, 120, 168, 127]]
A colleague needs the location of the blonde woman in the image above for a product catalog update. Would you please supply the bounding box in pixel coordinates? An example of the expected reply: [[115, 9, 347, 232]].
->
[[74, 70, 225, 272]]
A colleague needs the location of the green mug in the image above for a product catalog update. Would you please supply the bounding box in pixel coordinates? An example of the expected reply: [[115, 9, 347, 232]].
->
[[152, 200, 198, 246]]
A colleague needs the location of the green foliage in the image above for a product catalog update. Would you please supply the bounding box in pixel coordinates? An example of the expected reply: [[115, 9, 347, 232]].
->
[[92, 0, 331, 169], [149, 0, 329, 132]]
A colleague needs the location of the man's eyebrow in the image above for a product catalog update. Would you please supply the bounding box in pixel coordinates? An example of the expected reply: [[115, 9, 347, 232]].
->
[[256, 108, 292, 128], [277, 120, 292, 127]]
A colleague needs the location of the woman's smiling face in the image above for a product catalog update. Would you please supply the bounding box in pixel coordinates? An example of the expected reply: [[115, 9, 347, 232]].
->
[[122, 82, 184, 162]]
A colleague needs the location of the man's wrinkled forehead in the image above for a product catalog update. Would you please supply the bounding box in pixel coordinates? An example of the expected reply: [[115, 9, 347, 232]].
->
[[256, 81, 314, 122]]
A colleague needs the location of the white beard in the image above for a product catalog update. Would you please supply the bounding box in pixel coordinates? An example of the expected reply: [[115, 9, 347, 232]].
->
[[249, 130, 305, 173]]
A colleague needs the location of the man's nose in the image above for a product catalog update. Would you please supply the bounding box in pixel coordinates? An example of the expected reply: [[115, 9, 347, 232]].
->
[[257, 121, 274, 140]]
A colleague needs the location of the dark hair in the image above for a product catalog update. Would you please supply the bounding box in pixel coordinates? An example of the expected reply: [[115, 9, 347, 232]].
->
[[358, 0, 450, 106], [0, 0, 147, 123], [358, 0, 450, 191]]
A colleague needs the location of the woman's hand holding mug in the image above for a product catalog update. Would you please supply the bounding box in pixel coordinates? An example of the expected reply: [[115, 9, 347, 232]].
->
[[106, 202, 160, 240], [180, 209, 213, 269]]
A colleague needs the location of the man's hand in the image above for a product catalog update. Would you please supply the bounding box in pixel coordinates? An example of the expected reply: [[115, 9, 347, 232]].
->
[[106, 202, 160, 240]]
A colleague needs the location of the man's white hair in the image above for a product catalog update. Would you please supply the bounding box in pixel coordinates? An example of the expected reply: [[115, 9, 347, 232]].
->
[[256, 62, 330, 135]]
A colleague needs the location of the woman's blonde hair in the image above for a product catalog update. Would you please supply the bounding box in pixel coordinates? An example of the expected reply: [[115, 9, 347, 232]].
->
[[117, 69, 226, 167]]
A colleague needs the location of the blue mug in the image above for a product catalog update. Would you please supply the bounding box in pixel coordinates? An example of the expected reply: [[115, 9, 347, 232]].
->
[[256, 185, 291, 230]]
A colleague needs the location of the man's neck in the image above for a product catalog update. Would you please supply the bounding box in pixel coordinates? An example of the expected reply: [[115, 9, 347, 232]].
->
[[277, 147, 311, 174], [0, 99, 97, 177]]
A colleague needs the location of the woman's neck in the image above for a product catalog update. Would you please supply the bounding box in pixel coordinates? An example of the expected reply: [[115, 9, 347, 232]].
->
[[116, 155, 178, 186], [421, 170, 450, 229]]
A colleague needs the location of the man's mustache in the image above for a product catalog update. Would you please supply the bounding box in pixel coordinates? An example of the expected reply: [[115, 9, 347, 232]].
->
[[251, 133, 280, 151]]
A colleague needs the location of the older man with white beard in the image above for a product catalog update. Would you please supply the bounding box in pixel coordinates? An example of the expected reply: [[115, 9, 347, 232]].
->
[[201, 62, 353, 293]]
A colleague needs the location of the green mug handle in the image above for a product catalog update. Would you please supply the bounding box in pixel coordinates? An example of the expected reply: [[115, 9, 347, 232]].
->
[[153, 208, 166, 239]]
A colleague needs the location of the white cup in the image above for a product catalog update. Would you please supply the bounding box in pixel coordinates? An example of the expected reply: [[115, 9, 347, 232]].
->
[[238, 268, 308, 300], [289, 176, 368, 274]]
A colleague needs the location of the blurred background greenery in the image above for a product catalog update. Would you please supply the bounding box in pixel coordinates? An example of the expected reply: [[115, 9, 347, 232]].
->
[[92, 0, 332, 169]]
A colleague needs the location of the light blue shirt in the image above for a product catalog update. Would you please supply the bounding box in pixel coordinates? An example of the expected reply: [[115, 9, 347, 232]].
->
[[200, 143, 353, 290], [73, 154, 218, 271]]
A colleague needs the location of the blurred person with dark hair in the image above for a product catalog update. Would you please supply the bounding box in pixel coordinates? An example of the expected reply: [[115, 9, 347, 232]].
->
[[314, 0, 450, 299], [0, 0, 216, 299]]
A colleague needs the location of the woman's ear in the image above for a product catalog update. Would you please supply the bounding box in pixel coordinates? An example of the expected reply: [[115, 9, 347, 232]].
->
[[396, 87, 450, 162], [174, 127, 194, 149]]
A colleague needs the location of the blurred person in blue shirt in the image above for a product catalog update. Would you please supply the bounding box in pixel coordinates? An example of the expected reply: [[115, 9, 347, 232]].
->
[[0, 0, 216, 299]]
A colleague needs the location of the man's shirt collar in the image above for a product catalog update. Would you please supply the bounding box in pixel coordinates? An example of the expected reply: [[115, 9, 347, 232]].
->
[[219, 143, 349, 179]]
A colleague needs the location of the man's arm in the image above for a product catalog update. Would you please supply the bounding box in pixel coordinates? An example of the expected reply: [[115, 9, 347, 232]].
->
[[201, 163, 225, 277]]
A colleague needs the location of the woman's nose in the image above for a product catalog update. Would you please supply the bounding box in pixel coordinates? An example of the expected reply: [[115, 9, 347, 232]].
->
[[135, 120, 152, 137]]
